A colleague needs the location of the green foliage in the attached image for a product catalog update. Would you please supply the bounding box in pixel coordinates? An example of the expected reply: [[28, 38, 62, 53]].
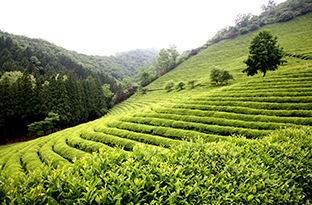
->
[[0, 8, 312, 204], [235, 13, 256, 27], [219, 70, 234, 84], [187, 79, 197, 88], [261, 0, 276, 12], [139, 86, 148, 94], [0, 31, 158, 81], [28, 112, 59, 137], [243, 30, 285, 77], [278, 11, 295, 22], [154, 45, 179, 73], [175, 81, 185, 90], [1, 127, 312, 204], [239, 27, 249, 35], [164, 80, 175, 91], [210, 67, 221, 84], [210, 67, 233, 85], [137, 66, 154, 87], [121, 78, 133, 90]]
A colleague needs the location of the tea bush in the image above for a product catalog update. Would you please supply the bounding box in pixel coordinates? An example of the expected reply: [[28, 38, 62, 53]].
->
[[39, 137, 71, 168], [173, 103, 312, 117], [66, 133, 111, 153], [95, 124, 181, 148], [1, 127, 311, 204], [81, 129, 138, 151], [184, 100, 312, 110]]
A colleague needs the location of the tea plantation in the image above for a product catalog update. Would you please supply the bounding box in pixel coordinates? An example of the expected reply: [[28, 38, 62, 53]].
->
[[1, 13, 312, 204]]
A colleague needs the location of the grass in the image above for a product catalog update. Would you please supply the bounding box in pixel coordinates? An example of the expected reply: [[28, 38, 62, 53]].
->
[[0, 11, 312, 204]]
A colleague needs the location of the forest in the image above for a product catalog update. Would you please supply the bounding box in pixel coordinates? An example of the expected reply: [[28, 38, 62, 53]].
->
[[1, 30, 159, 81], [0, 33, 157, 145], [0, 70, 114, 144]]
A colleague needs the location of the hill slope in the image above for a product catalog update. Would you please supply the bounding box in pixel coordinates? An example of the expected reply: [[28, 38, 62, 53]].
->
[[0, 31, 158, 81], [1, 11, 311, 172], [0, 10, 312, 204]]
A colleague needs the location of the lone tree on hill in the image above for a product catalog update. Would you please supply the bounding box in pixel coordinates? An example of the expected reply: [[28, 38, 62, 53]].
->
[[243, 30, 285, 77]]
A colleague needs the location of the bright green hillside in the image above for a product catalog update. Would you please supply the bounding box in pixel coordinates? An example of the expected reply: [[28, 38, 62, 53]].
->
[[1, 12, 312, 204], [148, 12, 312, 90], [1, 9, 311, 176]]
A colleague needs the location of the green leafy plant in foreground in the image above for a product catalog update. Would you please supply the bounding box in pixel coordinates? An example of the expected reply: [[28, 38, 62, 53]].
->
[[0, 127, 311, 204]]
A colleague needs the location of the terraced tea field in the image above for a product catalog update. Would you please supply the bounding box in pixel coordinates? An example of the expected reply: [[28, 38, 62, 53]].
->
[[1, 66, 311, 177], [1, 13, 312, 176], [1, 11, 312, 204]]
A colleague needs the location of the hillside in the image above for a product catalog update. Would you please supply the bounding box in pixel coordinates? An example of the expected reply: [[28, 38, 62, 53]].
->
[[0, 31, 158, 144], [1, 10, 312, 204], [0, 31, 158, 81]]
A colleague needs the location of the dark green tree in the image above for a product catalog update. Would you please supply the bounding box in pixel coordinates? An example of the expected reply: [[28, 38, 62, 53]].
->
[[65, 72, 82, 125], [0, 76, 14, 143], [243, 30, 285, 77], [187, 80, 197, 88], [164, 80, 175, 91], [15, 71, 34, 120], [93, 76, 107, 116], [137, 66, 153, 87], [210, 68, 222, 85], [55, 73, 71, 127], [121, 78, 133, 90], [219, 70, 234, 84], [175, 81, 185, 90], [154, 45, 179, 73]]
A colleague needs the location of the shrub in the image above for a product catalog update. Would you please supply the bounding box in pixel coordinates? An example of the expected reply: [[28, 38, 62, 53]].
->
[[191, 49, 198, 55], [249, 23, 259, 31], [258, 20, 265, 27], [227, 32, 237, 38], [210, 68, 222, 84], [278, 11, 295, 22], [140, 87, 148, 94], [219, 70, 234, 84], [299, 6, 311, 15], [187, 80, 197, 88], [175, 81, 185, 90], [213, 37, 221, 43], [210, 68, 233, 85], [114, 91, 128, 104], [156, 71, 166, 78], [164, 80, 175, 91], [128, 86, 138, 95], [239, 27, 249, 35]]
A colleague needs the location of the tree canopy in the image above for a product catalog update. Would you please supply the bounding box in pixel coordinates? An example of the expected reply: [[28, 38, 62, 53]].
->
[[243, 30, 284, 77], [154, 45, 179, 73]]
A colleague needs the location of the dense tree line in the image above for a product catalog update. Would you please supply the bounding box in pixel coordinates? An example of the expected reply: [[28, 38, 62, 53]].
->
[[0, 70, 113, 144], [0, 31, 156, 145], [0, 35, 121, 94], [0, 31, 158, 81]]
